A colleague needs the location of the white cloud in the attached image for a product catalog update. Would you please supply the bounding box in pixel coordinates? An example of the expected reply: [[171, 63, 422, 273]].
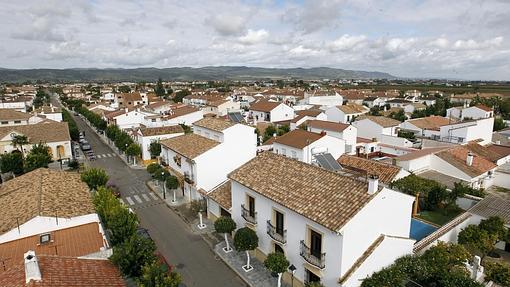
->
[[428, 37, 450, 48], [205, 14, 247, 36], [328, 34, 367, 52], [284, 0, 344, 34], [238, 29, 269, 45], [453, 37, 503, 50]]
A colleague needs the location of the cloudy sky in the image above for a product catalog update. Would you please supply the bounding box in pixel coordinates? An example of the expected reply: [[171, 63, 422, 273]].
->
[[1, 0, 509, 80]]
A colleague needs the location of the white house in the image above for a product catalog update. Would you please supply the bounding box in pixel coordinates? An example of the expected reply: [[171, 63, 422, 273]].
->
[[0, 109, 31, 126], [307, 120, 357, 155], [143, 105, 204, 127], [386, 99, 412, 108], [33, 105, 63, 122], [250, 100, 295, 123], [337, 155, 410, 184], [446, 104, 494, 120], [202, 100, 241, 117], [0, 169, 107, 248], [302, 91, 344, 106], [324, 104, 369, 124], [160, 117, 256, 201], [290, 109, 328, 130], [403, 103, 426, 114], [272, 129, 345, 164], [352, 116, 400, 140], [228, 152, 415, 287], [111, 108, 157, 130], [133, 125, 185, 164], [362, 96, 386, 108]]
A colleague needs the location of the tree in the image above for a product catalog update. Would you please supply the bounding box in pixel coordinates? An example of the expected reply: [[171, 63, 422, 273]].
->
[[389, 110, 406, 122], [233, 227, 258, 271], [81, 168, 109, 190], [165, 175, 179, 190], [478, 216, 507, 240], [485, 262, 510, 287], [11, 135, 29, 157], [264, 252, 289, 287], [67, 159, 80, 170], [173, 89, 190, 103], [0, 152, 24, 175], [147, 163, 162, 175], [425, 184, 449, 210], [458, 225, 494, 259], [126, 143, 142, 164], [494, 117, 508, 131], [153, 168, 170, 182], [118, 85, 131, 93], [108, 205, 139, 246], [138, 260, 181, 287], [110, 234, 157, 278], [214, 217, 237, 252], [149, 142, 162, 159], [452, 181, 485, 198], [155, 78, 165, 98], [24, 143, 53, 172]]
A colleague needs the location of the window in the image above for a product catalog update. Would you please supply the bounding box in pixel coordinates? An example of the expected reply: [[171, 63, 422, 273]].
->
[[1, 121, 8, 125], [151, 119, 156, 122], [291, 151, 297, 159], [248, 196, 255, 218], [370, 147, 375, 153], [281, 148, 287, 156], [39, 233, 51, 244], [275, 210, 284, 236], [310, 230, 322, 258], [14, 120, 21, 124], [305, 269, 321, 283]]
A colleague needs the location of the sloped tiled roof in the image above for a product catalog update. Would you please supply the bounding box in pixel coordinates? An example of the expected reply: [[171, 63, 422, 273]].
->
[[207, 180, 232, 210], [469, 195, 510, 225], [139, 125, 184, 137], [338, 104, 369, 114], [474, 104, 493, 112], [435, 146, 497, 177], [0, 223, 105, 266], [194, 117, 235, 132], [0, 109, 31, 121], [0, 255, 126, 287], [160, 133, 219, 159], [338, 155, 401, 184], [405, 115, 455, 130], [0, 122, 70, 143], [356, 116, 401, 128], [308, 120, 350, 133], [466, 142, 510, 163], [228, 152, 377, 231], [273, 129, 324, 149], [249, 100, 281, 112], [0, 169, 94, 235]]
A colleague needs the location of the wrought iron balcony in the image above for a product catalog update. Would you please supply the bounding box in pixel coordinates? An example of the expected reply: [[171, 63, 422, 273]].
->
[[300, 240, 325, 269], [266, 220, 287, 244], [241, 204, 257, 225]]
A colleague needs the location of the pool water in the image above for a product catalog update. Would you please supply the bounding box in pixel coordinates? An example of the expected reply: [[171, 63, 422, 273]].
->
[[410, 218, 438, 241]]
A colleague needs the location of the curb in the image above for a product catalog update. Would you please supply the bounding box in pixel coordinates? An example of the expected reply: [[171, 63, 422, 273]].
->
[[214, 246, 254, 287]]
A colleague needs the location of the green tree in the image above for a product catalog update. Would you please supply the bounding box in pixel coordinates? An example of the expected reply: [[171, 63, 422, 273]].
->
[[108, 205, 139, 246], [106, 125, 121, 141], [233, 227, 258, 271], [494, 117, 508, 131], [173, 89, 190, 103], [138, 260, 181, 287], [11, 135, 29, 157], [458, 225, 494, 259], [126, 143, 142, 164], [153, 168, 170, 182], [149, 142, 162, 159], [114, 132, 133, 152], [110, 234, 156, 278], [214, 216, 237, 252], [155, 78, 165, 98], [118, 85, 131, 93], [24, 143, 53, 172], [80, 168, 109, 190], [0, 152, 24, 175], [479, 216, 508, 240], [369, 106, 381, 116], [93, 186, 122, 225], [165, 175, 179, 190], [264, 252, 289, 287], [485, 262, 510, 286], [425, 184, 449, 210], [389, 109, 406, 122], [146, 163, 162, 175], [452, 181, 485, 198]]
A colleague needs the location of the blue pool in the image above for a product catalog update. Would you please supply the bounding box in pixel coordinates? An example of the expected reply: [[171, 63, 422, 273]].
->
[[410, 218, 438, 241]]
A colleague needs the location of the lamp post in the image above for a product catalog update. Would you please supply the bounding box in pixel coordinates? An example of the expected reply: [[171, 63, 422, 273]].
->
[[288, 264, 296, 287], [125, 143, 128, 163], [162, 172, 167, 200]]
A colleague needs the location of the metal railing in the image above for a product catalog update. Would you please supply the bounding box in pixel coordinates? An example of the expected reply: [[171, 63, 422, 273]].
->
[[266, 220, 287, 244], [300, 240, 325, 269], [241, 204, 257, 225]]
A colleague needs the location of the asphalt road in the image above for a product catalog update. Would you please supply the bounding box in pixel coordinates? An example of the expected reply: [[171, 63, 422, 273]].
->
[[58, 99, 245, 287]]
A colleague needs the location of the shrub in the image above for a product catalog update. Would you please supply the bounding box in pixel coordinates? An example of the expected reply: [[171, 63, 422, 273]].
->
[[485, 262, 510, 286]]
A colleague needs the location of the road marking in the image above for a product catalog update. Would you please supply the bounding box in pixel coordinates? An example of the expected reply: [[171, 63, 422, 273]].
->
[[109, 153, 115, 157], [142, 194, 150, 202], [125, 197, 134, 205], [131, 186, 141, 194], [97, 154, 103, 158], [133, 195, 143, 203], [149, 193, 158, 200]]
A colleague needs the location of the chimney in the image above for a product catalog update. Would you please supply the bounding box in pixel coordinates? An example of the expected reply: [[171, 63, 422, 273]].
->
[[124, 107, 128, 113], [367, 174, 379, 195], [24, 250, 42, 284], [466, 152, 474, 166]]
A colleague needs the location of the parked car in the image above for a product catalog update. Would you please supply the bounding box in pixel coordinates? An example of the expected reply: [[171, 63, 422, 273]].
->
[[81, 143, 91, 151], [136, 227, 152, 240]]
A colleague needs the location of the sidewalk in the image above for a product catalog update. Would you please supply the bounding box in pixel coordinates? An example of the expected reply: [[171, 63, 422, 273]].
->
[[146, 180, 188, 207], [215, 241, 290, 287]]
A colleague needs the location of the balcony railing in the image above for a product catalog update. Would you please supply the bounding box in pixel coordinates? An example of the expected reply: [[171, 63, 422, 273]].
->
[[267, 220, 287, 244], [241, 204, 257, 225], [300, 240, 325, 269]]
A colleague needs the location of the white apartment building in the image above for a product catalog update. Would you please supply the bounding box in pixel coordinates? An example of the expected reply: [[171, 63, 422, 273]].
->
[[446, 104, 494, 120], [133, 125, 185, 164], [229, 152, 415, 287], [160, 118, 256, 201], [272, 129, 345, 164], [324, 104, 369, 124], [250, 100, 295, 123], [307, 120, 357, 155], [352, 116, 400, 140]]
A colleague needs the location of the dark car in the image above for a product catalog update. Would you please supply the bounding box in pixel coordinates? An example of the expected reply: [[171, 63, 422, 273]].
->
[[136, 227, 152, 240]]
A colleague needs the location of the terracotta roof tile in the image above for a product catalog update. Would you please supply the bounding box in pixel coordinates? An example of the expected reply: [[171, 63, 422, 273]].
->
[[273, 129, 324, 149], [160, 134, 219, 159], [0, 122, 70, 143], [405, 115, 455, 130], [139, 125, 184, 137], [338, 104, 369, 114], [228, 152, 377, 231], [0, 109, 31, 121], [194, 117, 236, 132], [207, 180, 232, 210], [249, 100, 281, 112], [475, 104, 493, 112], [308, 120, 350, 133], [435, 146, 497, 177], [338, 155, 401, 184], [0, 169, 94, 234], [356, 116, 401, 128]]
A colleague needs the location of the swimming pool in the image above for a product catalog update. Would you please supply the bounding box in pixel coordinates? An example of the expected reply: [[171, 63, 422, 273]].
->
[[410, 218, 438, 241]]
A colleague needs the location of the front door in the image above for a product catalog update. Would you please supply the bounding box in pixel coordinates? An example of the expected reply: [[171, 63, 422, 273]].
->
[[275, 211, 284, 236]]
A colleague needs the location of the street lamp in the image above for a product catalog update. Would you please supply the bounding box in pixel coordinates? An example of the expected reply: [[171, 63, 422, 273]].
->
[[162, 172, 166, 200], [125, 143, 128, 163], [288, 264, 296, 287]]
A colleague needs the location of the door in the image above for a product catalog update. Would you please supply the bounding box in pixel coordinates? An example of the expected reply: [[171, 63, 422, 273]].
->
[[248, 196, 255, 218], [275, 211, 284, 236], [306, 269, 321, 283], [310, 230, 322, 258]]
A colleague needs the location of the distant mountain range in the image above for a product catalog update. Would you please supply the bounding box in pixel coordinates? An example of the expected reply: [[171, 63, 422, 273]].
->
[[0, 66, 396, 83]]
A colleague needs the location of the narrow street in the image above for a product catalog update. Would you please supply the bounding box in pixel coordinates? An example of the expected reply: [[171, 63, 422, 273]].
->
[[58, 98, 245, 287]]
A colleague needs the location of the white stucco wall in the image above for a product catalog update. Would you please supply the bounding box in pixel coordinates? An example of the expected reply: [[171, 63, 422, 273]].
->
[[269, 104, 295, 122]]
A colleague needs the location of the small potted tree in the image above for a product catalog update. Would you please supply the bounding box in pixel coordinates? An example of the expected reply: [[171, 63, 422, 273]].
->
[[214, 217, 237, 253], [264, 252, 289, 287], [234, 227, 258, 272]]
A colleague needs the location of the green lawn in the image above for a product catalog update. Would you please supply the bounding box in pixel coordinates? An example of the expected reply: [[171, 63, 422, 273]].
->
[[417, 209, 462, 226]]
